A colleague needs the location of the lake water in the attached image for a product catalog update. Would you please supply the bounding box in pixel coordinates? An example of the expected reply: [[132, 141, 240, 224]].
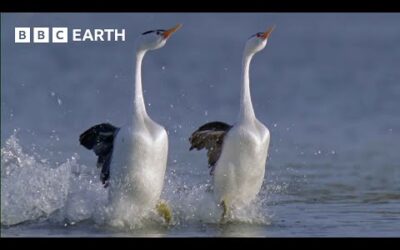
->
[[1, 13, 400, 237]]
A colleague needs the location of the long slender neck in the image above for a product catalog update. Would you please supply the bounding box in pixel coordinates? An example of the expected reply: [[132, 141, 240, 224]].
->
[[239, 52, 256, 121], [132, 49, 148, 123]]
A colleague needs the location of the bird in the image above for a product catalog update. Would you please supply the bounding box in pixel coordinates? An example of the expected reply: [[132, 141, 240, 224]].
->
[[189, 26, 274, 222], [79, 24, 182, 224]]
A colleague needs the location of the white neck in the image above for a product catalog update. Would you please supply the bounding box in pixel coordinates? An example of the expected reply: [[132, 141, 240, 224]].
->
[[132, 49, 149, 123], [238, 52, 256, 121]]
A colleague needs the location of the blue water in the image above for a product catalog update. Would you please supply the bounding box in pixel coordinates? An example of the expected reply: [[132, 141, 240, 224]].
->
[[1, 13, 400, 237]]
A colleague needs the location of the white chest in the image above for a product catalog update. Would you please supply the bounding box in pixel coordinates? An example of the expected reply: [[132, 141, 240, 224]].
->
[[108, 118, 169, 207], [213, 119, 270, 204]]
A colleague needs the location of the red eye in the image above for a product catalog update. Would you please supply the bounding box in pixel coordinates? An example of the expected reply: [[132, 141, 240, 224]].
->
[[256, 33, 261, 37]]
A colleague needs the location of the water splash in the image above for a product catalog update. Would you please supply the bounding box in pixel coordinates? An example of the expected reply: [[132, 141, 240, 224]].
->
[[162, 169, 273, 225], [1, 132, 278, 229], [0, 131, 108, 227], [1, 132, 71, 226]]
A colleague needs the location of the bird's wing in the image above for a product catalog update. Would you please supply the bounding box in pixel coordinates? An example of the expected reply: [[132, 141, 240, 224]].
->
[[189, 121, 232, 175], [79, 123, 119, 187]]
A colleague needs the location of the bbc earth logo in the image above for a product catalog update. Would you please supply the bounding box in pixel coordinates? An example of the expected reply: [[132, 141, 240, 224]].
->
[[15, 27, 126, 43]]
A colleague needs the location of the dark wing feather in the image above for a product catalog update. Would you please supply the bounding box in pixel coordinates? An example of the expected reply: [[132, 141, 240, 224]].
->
[[79, 123, 119, 187], [189, 121, 232, 175]]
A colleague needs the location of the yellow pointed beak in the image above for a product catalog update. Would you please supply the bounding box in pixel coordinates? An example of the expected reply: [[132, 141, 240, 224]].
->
[[163, 24, 183, 39], [261, 25, 275, 40]]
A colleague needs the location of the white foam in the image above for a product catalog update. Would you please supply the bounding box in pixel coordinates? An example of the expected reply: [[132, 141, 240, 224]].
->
[[1, 131, 274, 228], [1, 132, 71, 226], [162, 169, 272, 225], [1, 131, 108, 226]]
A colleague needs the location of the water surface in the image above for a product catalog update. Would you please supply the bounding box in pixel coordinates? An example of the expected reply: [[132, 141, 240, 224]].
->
[[1, 13, 400, 237]]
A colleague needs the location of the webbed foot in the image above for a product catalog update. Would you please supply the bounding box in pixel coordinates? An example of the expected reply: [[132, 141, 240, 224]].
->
[[156, 200, 172, 224], [220, 200, 228, 224]]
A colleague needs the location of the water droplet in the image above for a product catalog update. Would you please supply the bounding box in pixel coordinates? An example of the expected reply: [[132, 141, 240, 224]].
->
[[161, 66, 166, 70], [273, 123, 277, 127], [57, 98, 62, 105], [170, 104, 174, 109], [51, 92, 55, 97], [204, 110, 208, 116]]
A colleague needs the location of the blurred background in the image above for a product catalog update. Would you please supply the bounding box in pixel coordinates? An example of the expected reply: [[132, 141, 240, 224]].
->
[[1, 13, 400, 236]]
